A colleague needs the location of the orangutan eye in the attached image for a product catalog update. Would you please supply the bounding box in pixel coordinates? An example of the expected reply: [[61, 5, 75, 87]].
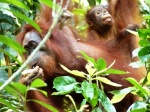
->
[[29, 41, 38, 49], [24, 41, 38, 55], [96, 10, 101, 16]]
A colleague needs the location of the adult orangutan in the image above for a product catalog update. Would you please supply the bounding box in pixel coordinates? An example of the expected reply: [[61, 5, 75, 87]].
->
[[17, 0, 145, 112]]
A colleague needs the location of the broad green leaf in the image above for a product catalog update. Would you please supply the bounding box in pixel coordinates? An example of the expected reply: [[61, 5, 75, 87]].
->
[[0, 48, 22, 65], [0, 12, 15, 25], [106, 69, 128, 74], [0, 69, 8, 82], [1, 0, 29, 10], [140, 0, 149, 12], [89, 84, 99, 107], [110, 87, 134, 103], [96, 58, 106, 71], [93, 61, 116, 77], [137, 29, 150, 39], [60, 64, 86, 78], [8, 9, 41, 32], [74, 85, 82, 93], [28, 99, 59, 112], [31, 78, 47, 88], [0, 98, 17, 111], [81, 81, 94, 100], [93, 77, 122, 87], [126, 78, 148, 95], [53, 76, 78, 92], [80, 51, 96, 67], [139, 39, 150, 47], [138, 46, 150, 62], [111, 93, 127, 103], [132, 48, 141, 58], [0, 82, 17, 95], [144, 15, 150, 20], [98, 89, 116, 112], [111, 87, 135, 95], [11, 82, 27, 96], [129, 61, 145, 68], [0, 35, 26, 54], [127, 101, 147, 112]]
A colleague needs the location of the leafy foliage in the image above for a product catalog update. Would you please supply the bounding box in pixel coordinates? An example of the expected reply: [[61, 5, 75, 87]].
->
[[0, 0, 150, 112], [53, 52, 127, 111]]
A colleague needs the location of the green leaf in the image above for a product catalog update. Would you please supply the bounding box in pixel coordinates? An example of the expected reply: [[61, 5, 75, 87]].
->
[[0, 12, 15, 25], [28, 87, 47, 96], [96, 58, 106, 71], [92, 107, 102, 112], [98, 89, 116, 112], [129, 61, 145, 68], [127, 101, 147, 112], [138, 45, 150, 62], [89, 84, 99, 107], [106, 69, 128, 74], [137, 29, 150, 39], [139, 39, 150, 47], [87, 0, 96, 6], [111, 94, 127, 104], [145, 0, 150, 6], [30, 78, 47, 88], [0, 98, 17, 111], [0, 35, 26, 54], [8, 9, 41, 32], [53, 76, 78, 92], [81, 81, 94, 100], [0, 48, 22, 65], [130, 109, 147, 112], [94, 60, 116, 76], [11, 82, 27, 96], [85, 62, 96, 76], [28, 99, 59, 112], [110, 87, 134, 103], [0, 82, 17, 95], [132, 48, 141, 58], [1, 0, 29, 10], [60, 64, 86, 78], [52, 91, 72, 95], [80, 51, 96, 67], [26, 0, 33, 5], [147, 72, 150, 83], [79, 99, 87, 111], [126, 78, 148, 95], [39, 0, 53, 8], [93, 77, 122, 87]]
